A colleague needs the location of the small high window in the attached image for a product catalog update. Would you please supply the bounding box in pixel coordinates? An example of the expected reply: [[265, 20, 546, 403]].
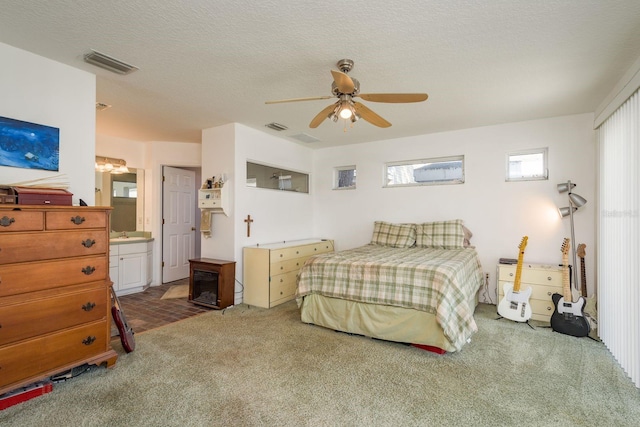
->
[[334, 166, 356, 190], [506, 148, 548, 181], [385, 156, 464, 187]]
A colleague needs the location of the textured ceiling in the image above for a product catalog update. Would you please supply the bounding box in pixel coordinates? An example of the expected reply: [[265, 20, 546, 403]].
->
[[1, 1, 639, 148]]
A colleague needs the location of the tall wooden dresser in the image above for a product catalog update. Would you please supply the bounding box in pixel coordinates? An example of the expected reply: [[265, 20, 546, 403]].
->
[[243, 239, 334, 308], [0, 206, 118, 395]]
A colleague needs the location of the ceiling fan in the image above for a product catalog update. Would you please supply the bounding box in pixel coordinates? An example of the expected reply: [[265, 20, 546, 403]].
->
[[265, 59, 428, 129]]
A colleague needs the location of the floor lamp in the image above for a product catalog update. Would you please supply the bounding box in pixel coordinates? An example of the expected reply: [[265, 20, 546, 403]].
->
[[557, 180, 587, 293]]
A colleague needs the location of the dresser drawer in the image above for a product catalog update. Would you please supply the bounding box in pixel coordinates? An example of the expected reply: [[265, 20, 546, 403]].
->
[[498, 266, 562, 284], [45, 210, 107, 230], [270, 257, 306, 275], [270, 241, 334, 262], [0, 211, 44, 232], [529, 298, 556, 319], [0, 320, 108, 389], [299, 241, 334, 257], [0, 286, 107, 346], [270, 270, 298, 304], [497, 282, 560, 301], [0, 256, 107, 297], [0, 230, 107, 265], [270, 247, 305, 262]]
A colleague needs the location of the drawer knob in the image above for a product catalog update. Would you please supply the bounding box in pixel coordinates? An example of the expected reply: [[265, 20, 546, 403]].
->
[[71, 215, 86, 225], [82, 266, 96, 275], [547, 276, 552, 281], [509, 273, 514, 277], [280, 278, 283, 282], [82, 302, 96, 311], [82, 336, 96, 345], [314, 248, 317, 251], [280, 266, 283, 270], [82, 239, 96, 248], [547, 306, 552, 311], [547, 291, 552, 296], [0, 216, 15, 227]]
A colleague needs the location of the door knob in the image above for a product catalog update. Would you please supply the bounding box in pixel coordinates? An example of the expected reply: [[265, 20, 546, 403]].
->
[[191, 227, 196, 231]]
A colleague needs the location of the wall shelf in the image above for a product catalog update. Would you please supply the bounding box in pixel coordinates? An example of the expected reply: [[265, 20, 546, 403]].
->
[[198, 186, 228, 215]]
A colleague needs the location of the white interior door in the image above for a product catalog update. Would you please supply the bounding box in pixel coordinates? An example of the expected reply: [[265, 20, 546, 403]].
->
[[162, 166, 196, 283]]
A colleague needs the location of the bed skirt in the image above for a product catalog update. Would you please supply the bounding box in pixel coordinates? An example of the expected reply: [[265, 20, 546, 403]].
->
[[299, 293, 478, 353]]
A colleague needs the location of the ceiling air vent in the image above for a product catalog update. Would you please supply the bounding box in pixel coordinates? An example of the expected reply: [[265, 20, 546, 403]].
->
[[96, 102, 112, 111], [84, 50, 139, 75], [265, 122, 288, 131], [289, 133, 320, 144]]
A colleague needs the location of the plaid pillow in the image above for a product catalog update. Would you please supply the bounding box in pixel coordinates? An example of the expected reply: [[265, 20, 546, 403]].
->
[[416, 220, 465, 249], [370, 221, 416, 248]]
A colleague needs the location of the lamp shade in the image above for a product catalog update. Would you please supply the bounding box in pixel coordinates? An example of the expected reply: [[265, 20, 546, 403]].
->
[[569, 192, 587, 207], [558, 206, 577, 218], [557, 182, 576, 193]]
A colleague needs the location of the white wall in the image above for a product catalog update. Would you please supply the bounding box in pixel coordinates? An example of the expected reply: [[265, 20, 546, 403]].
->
[[201, 123, 315, 304], [312, 113, 596, 303], [96, 134, 146, 169], [0, 42, 96, 204]]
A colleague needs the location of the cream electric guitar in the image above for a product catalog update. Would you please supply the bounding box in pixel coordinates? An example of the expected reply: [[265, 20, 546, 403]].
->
[[498, 236, 532, 322]]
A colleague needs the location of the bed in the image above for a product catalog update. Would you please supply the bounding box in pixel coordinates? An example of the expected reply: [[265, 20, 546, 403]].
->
[[295, 220, 483, 352]]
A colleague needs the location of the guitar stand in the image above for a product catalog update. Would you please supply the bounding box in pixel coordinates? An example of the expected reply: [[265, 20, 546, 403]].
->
[[495, 315, 536, 330]]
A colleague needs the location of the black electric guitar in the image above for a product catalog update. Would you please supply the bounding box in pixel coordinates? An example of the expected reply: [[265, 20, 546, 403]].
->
[[551, 238, 590, 337], [110, 286, 136, 352]]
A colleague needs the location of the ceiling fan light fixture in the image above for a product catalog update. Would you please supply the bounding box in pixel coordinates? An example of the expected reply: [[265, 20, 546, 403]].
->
[[339, 105, 352, 119]]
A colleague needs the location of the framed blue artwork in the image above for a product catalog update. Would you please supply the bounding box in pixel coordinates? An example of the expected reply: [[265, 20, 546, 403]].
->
[[0, 116, 60, 171]]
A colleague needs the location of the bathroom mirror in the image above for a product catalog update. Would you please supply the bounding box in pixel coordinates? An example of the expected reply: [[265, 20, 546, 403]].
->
[[95, 168, 145, 231], [246, 161, 309, 193]]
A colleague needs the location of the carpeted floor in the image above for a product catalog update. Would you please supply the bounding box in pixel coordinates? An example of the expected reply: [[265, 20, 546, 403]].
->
[[2, 302, 639, 426]]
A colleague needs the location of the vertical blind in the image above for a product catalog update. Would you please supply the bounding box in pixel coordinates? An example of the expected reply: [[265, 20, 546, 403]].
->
[[598, 88, 640, 388]]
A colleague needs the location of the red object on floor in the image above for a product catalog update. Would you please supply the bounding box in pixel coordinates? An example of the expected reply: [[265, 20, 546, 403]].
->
[[0, 381, 53, 410], [411, 343, 447, 354]]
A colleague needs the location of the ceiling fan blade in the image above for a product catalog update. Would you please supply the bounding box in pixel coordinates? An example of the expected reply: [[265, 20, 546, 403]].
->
[[309, 103, 339, 128], [265, 96, 333, 104], [353, 102, 391, 128], [331, 70, 355, 94], [358, 93, 428, 103]]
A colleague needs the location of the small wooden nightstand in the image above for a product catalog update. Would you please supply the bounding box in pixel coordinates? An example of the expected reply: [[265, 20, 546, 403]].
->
[[496, 262, 563, 323]]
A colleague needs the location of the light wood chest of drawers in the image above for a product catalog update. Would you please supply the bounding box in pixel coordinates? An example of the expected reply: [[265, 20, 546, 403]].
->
[[243, 239, 334, 308], [0, 206, 118, 395], [496, 262, 563, 323]]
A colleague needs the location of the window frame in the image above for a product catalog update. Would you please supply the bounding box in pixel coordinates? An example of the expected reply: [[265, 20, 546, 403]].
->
[[505, 147, 549, 182], [333, 165, 356, 190], [384, 155, 465, 188]]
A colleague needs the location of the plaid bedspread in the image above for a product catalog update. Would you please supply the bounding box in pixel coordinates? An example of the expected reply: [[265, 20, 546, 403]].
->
[[296, 244, 484, 351]]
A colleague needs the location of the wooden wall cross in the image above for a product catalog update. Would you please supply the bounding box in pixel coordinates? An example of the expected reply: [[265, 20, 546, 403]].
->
[[244, 214, 254, 237]]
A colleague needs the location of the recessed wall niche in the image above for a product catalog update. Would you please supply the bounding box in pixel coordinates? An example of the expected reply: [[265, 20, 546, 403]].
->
[[246, 161, 309, 193]]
